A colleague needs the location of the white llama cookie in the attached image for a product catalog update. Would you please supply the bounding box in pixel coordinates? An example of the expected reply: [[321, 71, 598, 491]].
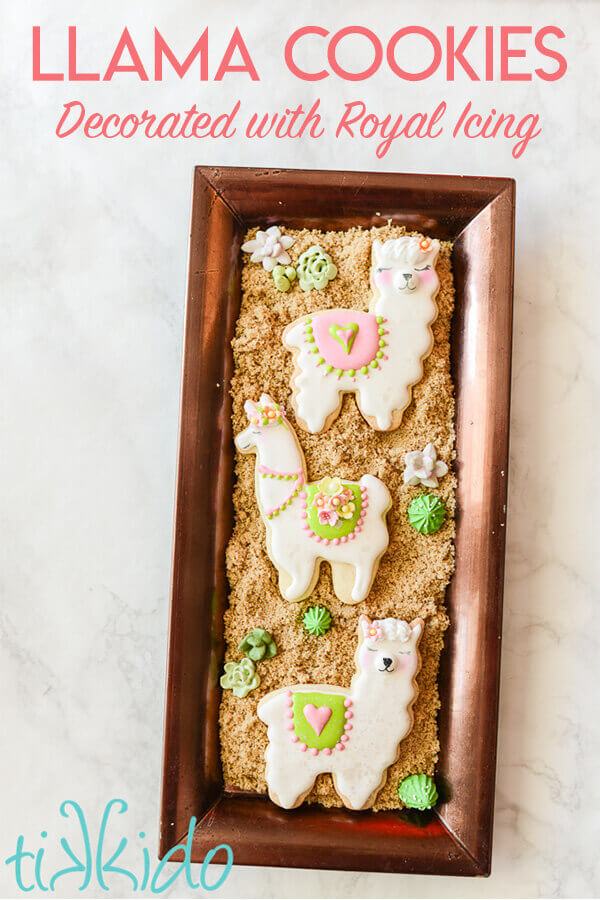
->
[[283, 235, 441, 432], [258, 615, 424, 810], [235, 394, 391, 604]]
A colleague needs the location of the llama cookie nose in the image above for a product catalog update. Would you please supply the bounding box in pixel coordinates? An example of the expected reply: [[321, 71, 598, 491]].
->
[[383, 657, 393, 668]]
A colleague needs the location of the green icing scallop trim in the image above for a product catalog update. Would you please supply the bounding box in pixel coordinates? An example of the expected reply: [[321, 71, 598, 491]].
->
[[292, 691, 346, 750], [305, 482, 362, 539]]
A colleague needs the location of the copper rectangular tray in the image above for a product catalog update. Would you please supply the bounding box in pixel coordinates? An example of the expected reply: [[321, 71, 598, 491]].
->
[[160, 166, 515, 876]]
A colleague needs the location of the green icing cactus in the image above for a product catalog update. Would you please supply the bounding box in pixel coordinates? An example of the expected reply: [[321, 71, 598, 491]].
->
[[220, 658, 260, 698], [238, 628, 277, 662], [296, 245, 337, 291], [302, 605, 332, 636], [408, 494, 446, 534], [272, 264, 297, 292], [398, 774, 439, 810]]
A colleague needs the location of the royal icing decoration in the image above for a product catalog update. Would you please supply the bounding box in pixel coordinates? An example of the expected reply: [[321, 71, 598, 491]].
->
[[272, 265, 297, 292], [241, 226, 295, 272], [235, 393, 392, 604], [220, 658, 260, 698], [302, 605, 332, 636], [407, 494, 446, 534], [283, 235, 441, 432], [239, 628, 277, 662], [398, 773, 438, 810], [296, 245, 337, 291], [404, 443, 448, 488], [257, 615, 424, 809]]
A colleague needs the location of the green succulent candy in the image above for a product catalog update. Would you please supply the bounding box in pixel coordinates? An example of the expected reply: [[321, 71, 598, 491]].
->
[[302, 605, 332, 636], [408, 494, 446, 534], [398, 774, 438, 810], [272, 264, 297, 292], [238, 628, 277, 662], [220, 658, 260, 698], [296, 245, 338, 291]]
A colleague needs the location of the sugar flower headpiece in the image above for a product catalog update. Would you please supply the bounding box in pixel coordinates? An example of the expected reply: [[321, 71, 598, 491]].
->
[[359, 615, 412, 643], [244, 399, 286, 427], [372, 235, 440, 268]]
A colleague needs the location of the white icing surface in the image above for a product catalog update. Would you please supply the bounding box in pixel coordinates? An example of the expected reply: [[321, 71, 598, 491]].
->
[[284, 236, 440, 432], [236, 395, 391, 603], [258, 617, 423, 809]]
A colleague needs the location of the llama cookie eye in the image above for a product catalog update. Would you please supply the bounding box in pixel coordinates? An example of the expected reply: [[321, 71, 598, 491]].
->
[[257, 614, 425, 810], [282, 233, 441, 432], [234, 393, 392, 605]]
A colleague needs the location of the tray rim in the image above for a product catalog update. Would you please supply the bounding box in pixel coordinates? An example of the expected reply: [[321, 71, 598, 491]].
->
[[159, 165, 515, 877]]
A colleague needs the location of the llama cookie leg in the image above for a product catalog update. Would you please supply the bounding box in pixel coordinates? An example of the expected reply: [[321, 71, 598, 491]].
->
[[354, 385, 406, 433], [333, 769, 387, 811], [294, 368, 342, 434], [275, 556, 318, 603], [264, 745, 317, 809]]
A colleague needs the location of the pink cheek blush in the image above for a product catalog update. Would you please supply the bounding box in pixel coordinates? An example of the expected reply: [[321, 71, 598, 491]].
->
[[358, 646, 373, 668], [419, 269, 435, 284], [375, 270, 392, 287]]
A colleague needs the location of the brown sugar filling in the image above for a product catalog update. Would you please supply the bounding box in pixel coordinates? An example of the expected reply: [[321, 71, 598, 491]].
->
[[221, 225, 455, 809]]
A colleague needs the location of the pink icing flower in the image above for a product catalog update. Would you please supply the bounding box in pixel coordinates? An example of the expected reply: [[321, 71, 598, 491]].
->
[[318, 508, 339, 526], [367, 623, 383, 639]]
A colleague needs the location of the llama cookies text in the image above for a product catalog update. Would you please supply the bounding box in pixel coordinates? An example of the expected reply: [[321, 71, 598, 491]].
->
[[258, 615, 424, 810], [235, 395, 391, 604], [283, 235, 441, 432]]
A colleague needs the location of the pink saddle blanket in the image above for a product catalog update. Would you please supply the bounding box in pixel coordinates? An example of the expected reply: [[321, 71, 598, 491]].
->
[[312, 310, 379, 370]]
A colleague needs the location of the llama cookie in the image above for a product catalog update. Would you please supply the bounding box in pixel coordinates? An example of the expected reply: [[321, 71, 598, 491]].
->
[[235, 394, 391, 604], [258, 615, 424, 810], [283, 235, 441, 432]]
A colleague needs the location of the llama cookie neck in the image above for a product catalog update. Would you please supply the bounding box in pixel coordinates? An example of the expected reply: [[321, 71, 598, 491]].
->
[[371, 291, 435, 321], [254, 425, 305, 518]]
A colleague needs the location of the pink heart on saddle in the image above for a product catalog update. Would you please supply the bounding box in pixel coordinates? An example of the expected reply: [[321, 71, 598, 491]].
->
[[329, 322, 358, 354], [303, 704, 332, 736]]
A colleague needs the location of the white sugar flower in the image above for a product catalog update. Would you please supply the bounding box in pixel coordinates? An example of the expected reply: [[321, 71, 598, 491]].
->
[[241, 226, 295, 272], [403, 443, 448, 488]]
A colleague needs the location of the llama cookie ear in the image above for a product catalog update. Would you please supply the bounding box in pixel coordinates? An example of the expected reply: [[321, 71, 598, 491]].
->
[[371, 239, 383, 266], [358, 614, 372, 637], [410, 618, 424, 642], [257, 615, 423, 810], [260, 392, 275, 407], [244, 399, 259, 419]]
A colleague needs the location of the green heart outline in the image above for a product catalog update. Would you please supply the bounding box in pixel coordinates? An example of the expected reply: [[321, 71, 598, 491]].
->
[[329, 322, 358, 354]]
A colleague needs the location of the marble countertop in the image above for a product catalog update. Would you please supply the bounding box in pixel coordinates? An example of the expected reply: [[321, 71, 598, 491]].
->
[[1, 1, 599, 896]]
